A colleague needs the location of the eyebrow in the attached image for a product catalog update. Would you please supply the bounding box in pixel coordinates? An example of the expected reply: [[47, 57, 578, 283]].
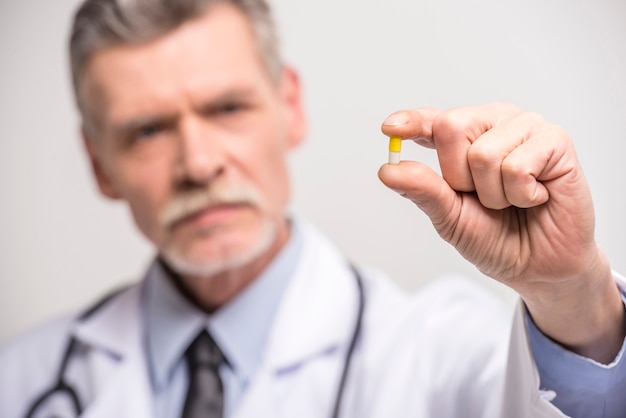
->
[[109, 88, 260, 138], [111, 114, 178, 139], [196, 88, 258, 114]]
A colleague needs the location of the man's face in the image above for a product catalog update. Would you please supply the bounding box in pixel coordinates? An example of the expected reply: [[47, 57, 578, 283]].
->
[[81, 4, 306, 279]]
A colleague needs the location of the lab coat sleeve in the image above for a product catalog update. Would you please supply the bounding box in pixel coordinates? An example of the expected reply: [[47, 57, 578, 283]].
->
[[526, 285, 626, 418], [499, 272, 626, 418]]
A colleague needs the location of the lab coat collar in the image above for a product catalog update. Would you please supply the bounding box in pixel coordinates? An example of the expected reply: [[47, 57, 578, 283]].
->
[[261, 221, 361, 372], [70, 284, 154, 418], [68, 220, 359, 374], [71, 284, 144, 359], [62, 220, 361, 417]]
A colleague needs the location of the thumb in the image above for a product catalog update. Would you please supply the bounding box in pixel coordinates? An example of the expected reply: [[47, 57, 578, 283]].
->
[[378, 161, 458, 232]]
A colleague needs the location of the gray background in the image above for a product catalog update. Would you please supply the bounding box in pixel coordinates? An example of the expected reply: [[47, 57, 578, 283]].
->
[[1, 0, 625, 343]]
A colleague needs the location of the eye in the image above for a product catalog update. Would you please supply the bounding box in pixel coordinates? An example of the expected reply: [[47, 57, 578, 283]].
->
[[218, 101, 245, 115], [205, 99, 253, 118], [135, 123, 163, 139], [122, 122, 170, 148]]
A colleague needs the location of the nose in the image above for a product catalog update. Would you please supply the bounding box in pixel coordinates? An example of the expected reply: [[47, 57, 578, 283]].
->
[[175, 116, 225, 186]]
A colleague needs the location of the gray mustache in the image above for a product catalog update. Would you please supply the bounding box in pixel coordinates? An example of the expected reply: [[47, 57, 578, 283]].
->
[[159, 184, 262, 229]]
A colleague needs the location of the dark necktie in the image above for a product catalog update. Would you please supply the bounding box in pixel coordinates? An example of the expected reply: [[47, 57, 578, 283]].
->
[[181, 330, 226, 418]]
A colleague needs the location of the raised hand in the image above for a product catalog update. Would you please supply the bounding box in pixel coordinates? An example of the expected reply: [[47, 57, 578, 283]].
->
[[378, 103, 624, 363]]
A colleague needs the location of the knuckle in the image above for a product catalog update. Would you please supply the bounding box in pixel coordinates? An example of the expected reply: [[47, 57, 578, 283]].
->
[[433, 108, 472, 138], [517, 111, 545, 127], [467, 142, 499, 169], [487, 102, 522, 115], [548, 124, 572, 143], [501, 158, 528, 179]]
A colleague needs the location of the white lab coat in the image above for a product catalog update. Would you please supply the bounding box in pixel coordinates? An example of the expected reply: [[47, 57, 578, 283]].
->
[[0, 223, 583, 418]]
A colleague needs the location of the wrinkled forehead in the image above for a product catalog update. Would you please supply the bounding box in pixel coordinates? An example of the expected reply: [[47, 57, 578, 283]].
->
[[79, 4, 271, 134]]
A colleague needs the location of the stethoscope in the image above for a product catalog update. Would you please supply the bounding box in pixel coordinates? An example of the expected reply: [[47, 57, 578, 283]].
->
[[24, 266, 365, 418], [23, 286, 127, 418]]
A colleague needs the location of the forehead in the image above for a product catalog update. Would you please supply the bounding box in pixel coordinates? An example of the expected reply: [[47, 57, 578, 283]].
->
[[81, 3, 271, 126]]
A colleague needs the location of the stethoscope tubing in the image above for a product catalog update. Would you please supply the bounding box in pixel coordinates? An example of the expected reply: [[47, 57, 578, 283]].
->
[[331, 265, 365, 418], [25, 287, 128, 418], [24, 267, 365, 418]]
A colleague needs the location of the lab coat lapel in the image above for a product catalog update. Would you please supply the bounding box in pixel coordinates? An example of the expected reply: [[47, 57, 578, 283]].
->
[[71, 284, 153, 418], [266, 225, 359, 369], [234, 223, 361, 417]]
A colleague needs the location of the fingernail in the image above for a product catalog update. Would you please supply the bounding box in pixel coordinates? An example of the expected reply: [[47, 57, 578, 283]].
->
[[383, 112, 409, 126]]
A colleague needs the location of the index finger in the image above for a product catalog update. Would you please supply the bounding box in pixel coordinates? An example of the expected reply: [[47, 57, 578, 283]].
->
[[381, 108, 442, 149], [382, 103, 524, 192]]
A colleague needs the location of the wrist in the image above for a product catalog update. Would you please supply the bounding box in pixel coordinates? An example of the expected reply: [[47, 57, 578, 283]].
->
[[522, 251, 626, 364]]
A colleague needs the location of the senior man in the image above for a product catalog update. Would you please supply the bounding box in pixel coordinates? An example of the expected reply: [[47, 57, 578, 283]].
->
[[2, 0, 626, 417]]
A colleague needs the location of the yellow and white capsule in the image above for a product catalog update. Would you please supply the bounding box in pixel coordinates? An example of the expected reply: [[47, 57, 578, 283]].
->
[[388, 136, 402, 164]]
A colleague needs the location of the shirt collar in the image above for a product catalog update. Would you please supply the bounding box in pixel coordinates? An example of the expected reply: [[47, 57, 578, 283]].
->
[[143, 221, 303, 391]]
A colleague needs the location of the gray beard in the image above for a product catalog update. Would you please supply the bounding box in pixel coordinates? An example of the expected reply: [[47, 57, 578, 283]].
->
[[160, 220, 277, 279]]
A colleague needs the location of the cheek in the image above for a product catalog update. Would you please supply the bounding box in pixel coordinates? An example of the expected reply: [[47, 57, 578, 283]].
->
[[229, 152, 288, 215], [111, 157, 174, 240], [261, 149, 292, 211]]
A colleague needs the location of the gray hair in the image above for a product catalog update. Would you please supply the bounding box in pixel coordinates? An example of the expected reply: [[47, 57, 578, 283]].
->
[[69, 0, 283, 134]]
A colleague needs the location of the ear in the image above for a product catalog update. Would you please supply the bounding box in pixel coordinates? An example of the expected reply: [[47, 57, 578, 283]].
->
[[82, 128, 122, 200], [279, 66, 308, 150]]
